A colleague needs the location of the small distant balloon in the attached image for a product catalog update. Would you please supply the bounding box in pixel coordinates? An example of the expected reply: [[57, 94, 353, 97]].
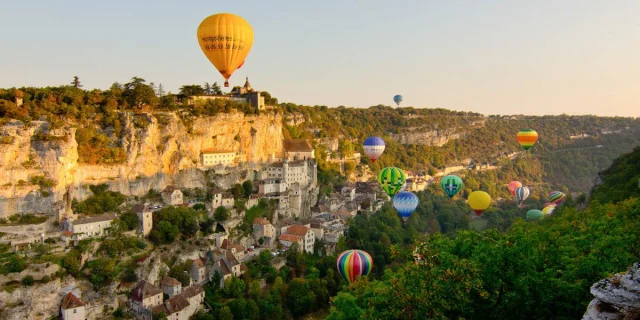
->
[[377, 167, 406, 198], [393, 191, 419, 221], [515, 186, 530, 206], [440, 175, 463, 198], [549, 191, 566, 204], [507, 181, 522, 197], [527, 209, 544, 220], [393, 95, 403, 107], [336, 250, 373, 284], [542, 204, 556, 216], [468, 191, 491, 216], [517, 129, 539, 151], [363, 136, 385, 163]]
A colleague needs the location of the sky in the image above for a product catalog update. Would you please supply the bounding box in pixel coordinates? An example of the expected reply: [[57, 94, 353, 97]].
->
[[0, 0, 639, 117]]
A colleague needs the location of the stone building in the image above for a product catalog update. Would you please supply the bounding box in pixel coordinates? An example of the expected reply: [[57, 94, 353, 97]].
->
[[161, 276, 182, 297], [200, 149, 236, 167], [133, 204, 153, 236], [60, 292, 86, 320], [283, 139, 315, 161], [186, 77, 265, 110], [65, 213, 116, 243], [280, 224, 315, 254], [161, 186, 184, 206]]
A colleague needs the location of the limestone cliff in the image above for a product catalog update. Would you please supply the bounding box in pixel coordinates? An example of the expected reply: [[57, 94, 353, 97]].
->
[[582, 262, 640, 320], [0, 111, 285, 217], [390, 128, 466, 146]]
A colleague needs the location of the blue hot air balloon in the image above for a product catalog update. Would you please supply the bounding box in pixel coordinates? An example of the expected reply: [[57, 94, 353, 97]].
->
[[363, 136, 385, 162], [393, 95, 403, 107], [393, 191, 418, 221]]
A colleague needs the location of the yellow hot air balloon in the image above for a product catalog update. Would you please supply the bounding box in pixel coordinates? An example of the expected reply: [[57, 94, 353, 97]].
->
[[468, 191, 491, 216], [197, 13, 254, 87]]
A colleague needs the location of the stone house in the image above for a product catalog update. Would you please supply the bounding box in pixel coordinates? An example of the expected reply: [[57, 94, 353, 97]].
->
[[130, 280, 164, 318], [278, 234, 303, 251], [190, 258, 207, 286], [212, 252, 244, 288], [253, 217, 276, 241], [60, 292, 86, 320], [162, 186, 184, 206], [220, 239, 245, 261], [283, 139, 315, 161], [245, 194, 260, 209], [160, 276, 182, 297], [66, 213, 116, 243], [281, 224, 315, 254], [133, 204, 153, 236], [212, 192, 235, 209]]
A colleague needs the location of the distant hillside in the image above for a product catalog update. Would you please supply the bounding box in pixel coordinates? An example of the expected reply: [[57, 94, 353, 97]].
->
[[280, 103, 640, 193], [589, 146, 640, 204]]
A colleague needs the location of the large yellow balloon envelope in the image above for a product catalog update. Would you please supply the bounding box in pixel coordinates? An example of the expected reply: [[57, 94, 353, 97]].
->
[[468, 191, 491, 216], [197, 13, 254, 87]]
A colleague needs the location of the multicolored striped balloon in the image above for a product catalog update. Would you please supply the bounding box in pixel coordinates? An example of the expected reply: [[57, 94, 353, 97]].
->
[[336, 250, 373, 284], [507, 181, 522, 197], [393, 191, 419, 221], [517, 129, 539, 150], [440, 175, 463, 198], [542, 204, 556, 215], [363, 136, 385, 163], [515, 186, 530, 206], [549, 191, 566, 204], [377, 167, 406, 198]]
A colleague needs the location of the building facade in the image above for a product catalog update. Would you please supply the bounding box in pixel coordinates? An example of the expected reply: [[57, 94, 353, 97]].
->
[[201, 149, 236, 167], [133, 204, 153, 237], [67, 213, 116, 242], [162, 186, 184, 206], [60, 292, 86, 320]]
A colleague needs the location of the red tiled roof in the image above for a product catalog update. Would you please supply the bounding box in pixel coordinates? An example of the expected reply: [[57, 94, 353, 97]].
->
[[279, 234, 302, 242], [182, 285, 204, 299], [253, 217, 269, 225], [220, 239, 231, 250], [164, 295, 190, 314], [283, 139, 313, 152], [192, 258, 205, 269], [232, 244, 245, 252], [160, 276, 181, 287], [61, 292, 85, 310], [286, 225, 309, 236]]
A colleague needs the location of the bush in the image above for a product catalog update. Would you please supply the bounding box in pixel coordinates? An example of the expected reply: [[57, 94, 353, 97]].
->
[[21, 275, 34, 286]]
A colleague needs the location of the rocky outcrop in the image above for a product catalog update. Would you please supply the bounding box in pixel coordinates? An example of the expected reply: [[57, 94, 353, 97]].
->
[[582, 262, 640, 320], [390, 128, 466, 146], [0, 111, 285, 217]]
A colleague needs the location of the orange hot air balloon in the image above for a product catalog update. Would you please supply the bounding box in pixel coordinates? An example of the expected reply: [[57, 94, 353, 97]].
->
[[238, 60, 245, 69], [197, 13, 254, 87], [507, 181, 522, 197]]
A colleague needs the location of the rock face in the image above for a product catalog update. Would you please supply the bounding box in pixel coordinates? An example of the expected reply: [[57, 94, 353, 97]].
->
[[390, 128, 465, 146], [0, 111, 285, 217], [582, 262, 640, 320]]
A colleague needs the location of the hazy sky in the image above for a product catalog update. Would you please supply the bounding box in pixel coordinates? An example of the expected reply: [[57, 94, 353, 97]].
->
[[1, 0, 639, 117]]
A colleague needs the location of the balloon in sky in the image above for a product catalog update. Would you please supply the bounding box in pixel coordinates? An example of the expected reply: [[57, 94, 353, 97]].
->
[[542, 204, 556, 215], [440, 175, 463, 198], [377, 167, 406, 198], [197, 13, 254, 87], [393, 95, 403, 107], [393, 191, 419, 221], [517, 129, 539, 150], [468, 191, 491, 216], [527, 209, 544, 220], [549, 191, 566, 204], [515, 186, 530, 205], [363, 136, 385, 162], [336, 250, 373, 284], [507, 181, 523, 197]]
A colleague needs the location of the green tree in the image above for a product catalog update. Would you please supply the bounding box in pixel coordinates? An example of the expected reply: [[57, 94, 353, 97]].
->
[[231, 183, 244, 199], [326, 292, 364, 320], [218, 306, 234, 320], [242, 180, 253, 197], [119, 211, 139, 230], [71, 76, 82, 88], [214, 206, 230, 222], [123, 77, 158, 108], [179, 85, 205, 96], [286, 278, 316, 317], [21, 275, 34, 286]]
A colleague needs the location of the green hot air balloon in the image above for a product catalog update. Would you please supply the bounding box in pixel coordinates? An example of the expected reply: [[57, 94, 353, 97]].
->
[[377, 167, 406, 198], [440, 175, 463, 198], [526, 209, 544, 220]]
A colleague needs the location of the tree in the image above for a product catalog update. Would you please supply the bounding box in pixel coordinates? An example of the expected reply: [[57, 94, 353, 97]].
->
[[214, 206, 230, 222], [204, 82, 212, 95], [21, 275, 34, 286], [218, 306, 233, 320], [242, 180, 253, 197], [169, 264, 191, 287], [211, 82, 222, 95], [156, 83, 165, 97], [326, 292, 364, 320], [231, 183, 244, 199], [286, 278, 316, 317], [119, 211, 139, 231], [123, 77, 158, 109], [179, 85, 205, 96], [71, 76, 82, 88]]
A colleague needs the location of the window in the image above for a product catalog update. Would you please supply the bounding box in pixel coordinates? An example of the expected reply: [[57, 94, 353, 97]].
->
[[74, 309, 77, 313]]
